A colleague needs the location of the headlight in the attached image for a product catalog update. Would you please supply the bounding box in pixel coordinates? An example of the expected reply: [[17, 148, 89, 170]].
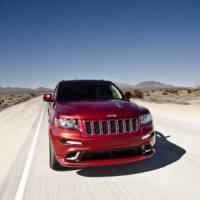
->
[[140, 113, 152, 125], [56, 118, 78, 129]]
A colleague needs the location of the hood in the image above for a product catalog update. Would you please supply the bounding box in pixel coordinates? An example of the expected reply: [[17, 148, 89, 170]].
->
[[55, 99, 148, 119]]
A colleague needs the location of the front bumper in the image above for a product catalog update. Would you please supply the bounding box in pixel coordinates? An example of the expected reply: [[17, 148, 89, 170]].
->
[[61, 145, 155, 167], [50, 126, 156, 167]]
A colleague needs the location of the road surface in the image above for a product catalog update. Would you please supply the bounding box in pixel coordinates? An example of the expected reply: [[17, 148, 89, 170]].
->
[[0, 97, 199, 200]]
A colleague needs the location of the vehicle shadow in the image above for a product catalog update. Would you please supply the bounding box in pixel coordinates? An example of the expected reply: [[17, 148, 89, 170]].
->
[[76, 131, 186, 177]]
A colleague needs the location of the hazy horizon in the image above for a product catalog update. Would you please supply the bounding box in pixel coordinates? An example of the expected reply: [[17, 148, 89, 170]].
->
[[0, 0, 200, 88], [0, 80, 199, 89]]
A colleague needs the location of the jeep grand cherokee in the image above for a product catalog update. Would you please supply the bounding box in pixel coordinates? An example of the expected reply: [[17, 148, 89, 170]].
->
[[43, 80, 155, 169]]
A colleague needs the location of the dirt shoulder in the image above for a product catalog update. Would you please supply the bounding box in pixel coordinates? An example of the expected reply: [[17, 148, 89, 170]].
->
[[0, 93, 42, 111], [122, 87, 200, 105]]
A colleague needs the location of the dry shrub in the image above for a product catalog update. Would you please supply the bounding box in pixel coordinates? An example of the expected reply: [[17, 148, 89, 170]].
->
[[165, 89, 179, 94], [149, 97, 160, 102], [162, 91, 168, 95], [187, 89, 192, 93], [132, 89, 144, 99]]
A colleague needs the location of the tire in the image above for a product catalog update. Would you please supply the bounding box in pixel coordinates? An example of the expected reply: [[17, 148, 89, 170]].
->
[[49, 136, 62, 170]]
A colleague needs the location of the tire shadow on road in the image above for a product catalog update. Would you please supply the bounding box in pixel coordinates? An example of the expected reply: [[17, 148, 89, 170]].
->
[[76, 131, 186, 177]]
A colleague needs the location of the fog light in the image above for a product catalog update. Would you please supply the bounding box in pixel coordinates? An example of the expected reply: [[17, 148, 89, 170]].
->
[[66, 151, 81, 161], [142, 133, 151, 140], [66, 140, 82, 145], [59, 139, 82, 145]]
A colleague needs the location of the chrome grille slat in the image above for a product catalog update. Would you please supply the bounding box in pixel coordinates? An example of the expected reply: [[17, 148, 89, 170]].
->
[[84, 118, 137, 136]]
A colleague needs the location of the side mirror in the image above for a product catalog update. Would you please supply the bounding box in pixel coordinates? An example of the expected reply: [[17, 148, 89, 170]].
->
[[43, 93, 53, 102], [124, 91, 132, 100]]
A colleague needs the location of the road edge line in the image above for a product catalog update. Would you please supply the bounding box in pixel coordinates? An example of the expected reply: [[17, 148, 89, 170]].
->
[[14, 104, 45, 200]]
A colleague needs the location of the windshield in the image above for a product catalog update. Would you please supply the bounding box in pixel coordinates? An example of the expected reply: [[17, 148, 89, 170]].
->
[[57, 82, 123, 102]]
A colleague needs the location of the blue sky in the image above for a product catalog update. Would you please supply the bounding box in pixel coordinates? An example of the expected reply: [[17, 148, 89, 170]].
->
[[0, 0, 200, 88]]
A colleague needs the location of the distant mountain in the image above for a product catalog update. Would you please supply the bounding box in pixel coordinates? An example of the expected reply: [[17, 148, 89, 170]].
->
[[116, 81, 175, 90], [135, 81, 175, 88], [35, 87, 52, 91], [0, 87, 52, 94]]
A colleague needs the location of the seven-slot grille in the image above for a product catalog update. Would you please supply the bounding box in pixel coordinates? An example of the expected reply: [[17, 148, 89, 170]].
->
[[84, 118, 137, 135]]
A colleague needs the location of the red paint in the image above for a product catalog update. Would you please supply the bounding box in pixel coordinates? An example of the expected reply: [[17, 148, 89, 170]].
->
[[44, 80, 155, 168]]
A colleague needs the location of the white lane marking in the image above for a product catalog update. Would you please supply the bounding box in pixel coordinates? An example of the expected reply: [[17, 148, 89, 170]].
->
[[14, 104, 45, 200]]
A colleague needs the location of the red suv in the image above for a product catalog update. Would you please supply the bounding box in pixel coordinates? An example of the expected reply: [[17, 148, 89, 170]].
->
[[43, 80, 155, 169]]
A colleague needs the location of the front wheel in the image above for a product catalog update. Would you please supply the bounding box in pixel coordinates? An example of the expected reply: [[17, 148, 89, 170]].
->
[[49, 136, 62, 170]]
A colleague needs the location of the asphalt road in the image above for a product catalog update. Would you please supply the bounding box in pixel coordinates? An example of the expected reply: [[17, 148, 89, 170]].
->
[[0, 97, 199, 200]]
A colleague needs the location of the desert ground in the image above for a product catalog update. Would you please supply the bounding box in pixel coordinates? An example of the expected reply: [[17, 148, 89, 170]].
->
[[0, 93, 40, 111], [129, 87, 200, 105]]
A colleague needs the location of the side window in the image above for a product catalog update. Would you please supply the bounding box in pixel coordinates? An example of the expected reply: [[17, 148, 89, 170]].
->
[[110, 85, 123, 99], [53, 86, 58, 101]]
